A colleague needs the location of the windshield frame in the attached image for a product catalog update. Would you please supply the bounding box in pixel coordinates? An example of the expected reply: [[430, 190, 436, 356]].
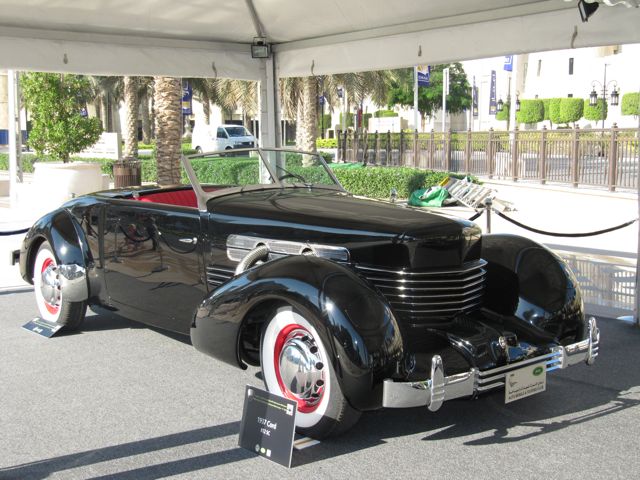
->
[[181, 147, 347, 211]]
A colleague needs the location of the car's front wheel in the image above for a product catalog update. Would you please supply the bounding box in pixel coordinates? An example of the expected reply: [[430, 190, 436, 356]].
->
[[33, 241, 87, 329], [261, 306, 360, 439]]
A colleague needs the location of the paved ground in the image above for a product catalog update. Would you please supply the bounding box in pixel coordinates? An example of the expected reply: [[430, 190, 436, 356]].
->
[[1, 291, 639, 480]]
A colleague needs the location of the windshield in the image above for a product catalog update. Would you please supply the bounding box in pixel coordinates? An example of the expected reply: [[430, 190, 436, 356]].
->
[[225, 126, 251, 137], [182, 148, 344, 205]]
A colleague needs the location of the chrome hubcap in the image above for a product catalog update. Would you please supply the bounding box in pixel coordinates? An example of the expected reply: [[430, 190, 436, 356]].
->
[[40, 264, 61, 307], [278, 329, 325, 408]]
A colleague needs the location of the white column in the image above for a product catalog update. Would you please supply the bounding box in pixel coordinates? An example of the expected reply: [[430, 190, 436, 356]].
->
[[8, 70, 22, 206], [259, 55, 280, 148]]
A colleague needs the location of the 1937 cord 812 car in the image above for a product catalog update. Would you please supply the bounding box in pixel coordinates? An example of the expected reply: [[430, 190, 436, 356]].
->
[[17, 148, 600, 438]]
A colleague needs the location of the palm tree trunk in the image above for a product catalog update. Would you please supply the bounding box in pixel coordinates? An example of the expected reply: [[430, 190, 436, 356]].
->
[[202, 90, 211, 125], [140, 91, 151, 144], [297, 76, 318, 152], [154, 77, 182, 186], [123, 76, 139, 162]]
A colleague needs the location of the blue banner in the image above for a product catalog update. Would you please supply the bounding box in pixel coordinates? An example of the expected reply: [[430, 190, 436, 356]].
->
[[504, 55, 513, 72], [417, 65, 430, 87], [182, 81, 193, 115], [489, 70, 497, 115]]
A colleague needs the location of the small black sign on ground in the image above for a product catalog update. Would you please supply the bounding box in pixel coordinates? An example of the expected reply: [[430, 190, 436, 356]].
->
[[238, 385, 298, 468], [22, 318, 63, 338]]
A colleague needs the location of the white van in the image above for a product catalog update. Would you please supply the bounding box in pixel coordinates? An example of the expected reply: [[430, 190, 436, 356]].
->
[[191, 124, 256, 153]]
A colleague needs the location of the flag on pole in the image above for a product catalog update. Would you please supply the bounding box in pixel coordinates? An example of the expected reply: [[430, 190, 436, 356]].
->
[[504, 55, 513, 72], [417, 65, 431, 87], [489, 70, 497, 115]]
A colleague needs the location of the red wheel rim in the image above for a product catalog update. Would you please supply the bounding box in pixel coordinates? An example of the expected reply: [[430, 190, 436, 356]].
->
[[273, 323, 325, 413], [41, 257, 59, 315]]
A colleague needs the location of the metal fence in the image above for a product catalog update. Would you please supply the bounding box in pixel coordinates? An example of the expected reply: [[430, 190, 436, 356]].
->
[[337, 126, 640, 191]]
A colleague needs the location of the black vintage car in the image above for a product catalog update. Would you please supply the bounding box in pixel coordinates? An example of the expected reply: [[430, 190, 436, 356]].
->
[[17, 148, 599, 438]]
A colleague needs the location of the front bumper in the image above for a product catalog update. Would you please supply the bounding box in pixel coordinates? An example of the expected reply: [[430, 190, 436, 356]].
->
[[382, 317, 600, 410]]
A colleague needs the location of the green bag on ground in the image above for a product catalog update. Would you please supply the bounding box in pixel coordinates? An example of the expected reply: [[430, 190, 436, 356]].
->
[[408, 186, 449, 207]]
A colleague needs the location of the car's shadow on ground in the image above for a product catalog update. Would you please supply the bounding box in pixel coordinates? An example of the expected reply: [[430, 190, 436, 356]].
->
[[2, 317, 637, 478]]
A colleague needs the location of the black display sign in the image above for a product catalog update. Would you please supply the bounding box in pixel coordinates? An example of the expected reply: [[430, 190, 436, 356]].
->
[[238, 385, 297, 468], [22, 317, 63, 338]]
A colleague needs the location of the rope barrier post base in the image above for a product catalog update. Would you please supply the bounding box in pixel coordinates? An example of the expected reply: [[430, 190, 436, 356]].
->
[[484, 197, 492, 234]]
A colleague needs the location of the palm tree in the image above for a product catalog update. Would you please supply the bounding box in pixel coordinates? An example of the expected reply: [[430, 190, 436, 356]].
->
[[280, 71, 396, 151], [154, 77, 182, 185], [123, 76, 138, 161], [213, 79, 258, 130], [89, 76, 122, 132], [138, 77, 154, 144]]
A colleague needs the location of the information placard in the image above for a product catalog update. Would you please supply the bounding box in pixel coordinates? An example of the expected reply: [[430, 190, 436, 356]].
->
[[22, 318, 63, 338], [238, 386, 297, 468]]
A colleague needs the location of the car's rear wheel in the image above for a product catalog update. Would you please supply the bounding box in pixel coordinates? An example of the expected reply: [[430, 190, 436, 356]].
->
[[33, 241, 87, 329], [195, 146, 203, 154], [260, 306, 360, 439]]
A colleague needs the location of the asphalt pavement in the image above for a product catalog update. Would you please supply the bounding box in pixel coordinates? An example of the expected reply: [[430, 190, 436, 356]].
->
[[1, 291, 639, 480]]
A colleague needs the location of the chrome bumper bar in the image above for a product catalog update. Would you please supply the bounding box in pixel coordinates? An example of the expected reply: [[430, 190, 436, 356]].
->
[[383, 317, 600, 410]]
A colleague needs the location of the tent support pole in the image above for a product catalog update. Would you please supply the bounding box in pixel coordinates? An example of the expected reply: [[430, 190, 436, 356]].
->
[[259, 54, 280, 149]]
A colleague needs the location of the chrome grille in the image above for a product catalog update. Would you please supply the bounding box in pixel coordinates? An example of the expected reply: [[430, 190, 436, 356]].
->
[[206, 265, 235, 289], [354, 260, 487, 319]]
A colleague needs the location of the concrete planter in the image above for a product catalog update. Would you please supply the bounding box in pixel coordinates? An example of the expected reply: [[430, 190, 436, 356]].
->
[[32, 161, 104, 207]]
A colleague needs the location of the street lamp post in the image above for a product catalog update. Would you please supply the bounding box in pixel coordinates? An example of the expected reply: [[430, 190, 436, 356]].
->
[[589, 63, 619, 130]]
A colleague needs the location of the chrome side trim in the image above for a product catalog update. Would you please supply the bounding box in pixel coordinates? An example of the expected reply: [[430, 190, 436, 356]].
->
[[57, 264, 89, 302], [382, 317, 600, 410], [226, 234, 350, 263]]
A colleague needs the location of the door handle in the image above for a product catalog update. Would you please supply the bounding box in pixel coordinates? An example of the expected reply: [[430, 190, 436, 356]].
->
[[179, 237, 198, 245]]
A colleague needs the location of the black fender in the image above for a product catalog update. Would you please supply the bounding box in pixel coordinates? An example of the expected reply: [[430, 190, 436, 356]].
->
[[481, 233, 586, 343], [191, 255, 404, 411], [20, 207, 91, 288]]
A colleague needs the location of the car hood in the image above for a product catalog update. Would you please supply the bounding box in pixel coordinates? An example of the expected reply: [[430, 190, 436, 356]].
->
[[207, 189, 481, 269]]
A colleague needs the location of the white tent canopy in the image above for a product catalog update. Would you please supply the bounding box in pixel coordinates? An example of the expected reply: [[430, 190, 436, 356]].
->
[[0, 0, 638, 78]]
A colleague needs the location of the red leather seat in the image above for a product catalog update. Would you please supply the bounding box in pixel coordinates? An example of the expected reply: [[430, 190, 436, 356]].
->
[[138, 189, 198, 208]]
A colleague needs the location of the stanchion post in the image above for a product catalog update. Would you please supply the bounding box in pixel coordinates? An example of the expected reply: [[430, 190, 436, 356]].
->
[[429, 129, 435, 169], [484, 197, 492, 234], [386, 130, 391, 166], [445, 128, 452, 171]]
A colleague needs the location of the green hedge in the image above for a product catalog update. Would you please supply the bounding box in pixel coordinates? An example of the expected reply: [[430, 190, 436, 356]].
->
[[516, 99, 544, 124], [0, 153, 477, 199], [621, 92, 640, 116], [558, 98, 584, 125], [584, 98, 608, 122], [495, 103, 509, 121], [316, 138, 338, 148], [374, 109, 398, 118], [331, 165, 478, 199]]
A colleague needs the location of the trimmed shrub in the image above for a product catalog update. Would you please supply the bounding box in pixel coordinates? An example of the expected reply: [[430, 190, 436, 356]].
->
[[584, 98, 608, 122], [516, 99, 544, 124], [558, 98, 584, 125], [495, 103, 509, 121], [548, 98, 563, 125], [316, 138, 338, 149], [542, 99, 551, 121], [621, 92, 640, 116], [374, 109, 398, 118], [331, 165, 478, 199]]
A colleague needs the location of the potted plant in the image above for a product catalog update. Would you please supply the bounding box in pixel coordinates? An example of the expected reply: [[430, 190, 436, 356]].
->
[[21, 73, 103, 205]]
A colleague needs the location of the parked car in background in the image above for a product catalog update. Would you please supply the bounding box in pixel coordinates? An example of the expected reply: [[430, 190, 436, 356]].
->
[[191, 124, 256, 153], [15, 148, 600, 439]]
